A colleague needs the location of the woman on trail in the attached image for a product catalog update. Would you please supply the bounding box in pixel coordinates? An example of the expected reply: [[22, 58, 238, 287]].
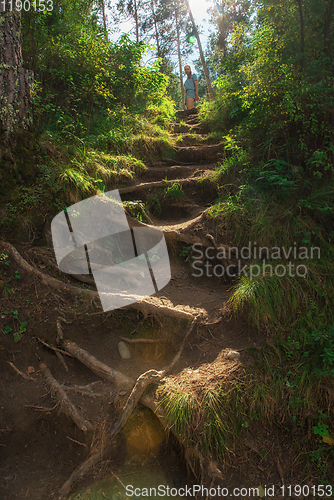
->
[[184, 65, 199, 110]]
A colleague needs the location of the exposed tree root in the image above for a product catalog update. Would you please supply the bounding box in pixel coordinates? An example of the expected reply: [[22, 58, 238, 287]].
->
[[127, 212, 237, 260], [120, 336, 161, 343], [62, 340, 134, 389], [56, 317, 199, 499], [54, 434, 112, 500], [40, 363, 95, 433], [109, 316, 199, 437], [64, 382, 111, 398], [0, 242, 200, 320], [118, 176, 202, 194], [0, 241, 98, 300], [7, 361, 35, 381]]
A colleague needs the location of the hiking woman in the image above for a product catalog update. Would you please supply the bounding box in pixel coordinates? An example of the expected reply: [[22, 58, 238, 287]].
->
[[184, 65, 199, 110]]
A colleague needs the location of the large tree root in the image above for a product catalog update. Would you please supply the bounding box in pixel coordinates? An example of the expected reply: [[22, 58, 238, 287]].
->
[[62, 340, 134, 388], [64, 382, 111, 398], [109, 316, 199, 437], [118, 176, 202, 195], [54, 436, 112, 500], [0, 242, 200, 320], [40, 363, 95, 433], [55, 317, 199, 499], [127, 211, 237, 258]]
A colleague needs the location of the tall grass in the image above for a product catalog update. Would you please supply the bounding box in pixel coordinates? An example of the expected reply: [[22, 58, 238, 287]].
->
[[229, 262, 333, 333], [0, 105, 175, 233]]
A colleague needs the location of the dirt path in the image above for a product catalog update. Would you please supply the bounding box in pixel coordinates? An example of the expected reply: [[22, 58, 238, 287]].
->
[[121, 109, 230, 320], [0, 110, 269, 500]]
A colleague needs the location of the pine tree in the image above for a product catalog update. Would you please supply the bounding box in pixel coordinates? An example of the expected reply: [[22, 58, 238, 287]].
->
[[0, 7, 33, 163]]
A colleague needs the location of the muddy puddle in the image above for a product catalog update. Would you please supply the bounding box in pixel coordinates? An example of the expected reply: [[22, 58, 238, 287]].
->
[[70, 407, 185, 500], [70, 464, 183, 500]]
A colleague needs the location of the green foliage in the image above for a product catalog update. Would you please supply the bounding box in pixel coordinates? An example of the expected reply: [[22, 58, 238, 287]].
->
[[0, 254, 10, 266], [0, 280, 11, 297], [165, 182, 184, 200], [6, 310, 19, 320], [201, 1, 334, 178], [123, 200, 150, 223], [298, 187, 334, 216], [147, 193, 161, 215], [179, 245, 192, 262], [2, 310, 27, 343], [283, 326, 334, 380], [230, 273, 306, 331], [23, 0, 170, 114], [158, 361, 285, 462]]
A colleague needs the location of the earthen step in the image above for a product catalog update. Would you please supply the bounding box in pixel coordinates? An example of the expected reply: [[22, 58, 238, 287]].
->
[[175, 144, 224, 164], [173, 123, 208, 134], [139, 164, 217, 182], [175, 108, 199, 119], [118, 176, 203, 195]]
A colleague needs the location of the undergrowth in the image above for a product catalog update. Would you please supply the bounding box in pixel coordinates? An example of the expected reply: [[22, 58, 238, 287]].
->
[[159, 120, 334, 476], [0, 107, 175, 236]]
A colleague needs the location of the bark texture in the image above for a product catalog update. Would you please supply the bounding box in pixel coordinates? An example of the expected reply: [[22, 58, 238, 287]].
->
[[175, 5, 185, 108], [0, 10, 33, 138]]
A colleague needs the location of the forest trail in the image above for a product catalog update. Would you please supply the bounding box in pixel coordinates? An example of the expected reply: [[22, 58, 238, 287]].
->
[[121, 108, 230, 322], [0, 109, 266, 500]]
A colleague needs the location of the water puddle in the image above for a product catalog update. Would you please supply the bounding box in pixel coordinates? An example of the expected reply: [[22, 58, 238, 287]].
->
[[70, 407, 184, 500], [70, 462, 183, 500]]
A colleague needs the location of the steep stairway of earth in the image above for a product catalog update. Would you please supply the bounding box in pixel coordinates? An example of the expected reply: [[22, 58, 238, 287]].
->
[[120, 109, 230, 322], [0, 110, 268, 500]]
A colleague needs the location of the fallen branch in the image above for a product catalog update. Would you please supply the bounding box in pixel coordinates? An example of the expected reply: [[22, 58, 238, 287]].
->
[[36, 336, 70, 371], [24, 403, 58, 412], [66, 436, 88, 448], [40, 363, 95, 433]]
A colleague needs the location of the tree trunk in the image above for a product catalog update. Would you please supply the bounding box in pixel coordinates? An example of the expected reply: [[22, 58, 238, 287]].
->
[[151, 0, 161, 57], [0, 8, 33, 161], [185, 0, 215, 100], [134, 0, 139, 42], [296, 0, 304, 57], [175, 6, 185, 109], [324, 0, 333, 55], [101, 0, 108, 41]]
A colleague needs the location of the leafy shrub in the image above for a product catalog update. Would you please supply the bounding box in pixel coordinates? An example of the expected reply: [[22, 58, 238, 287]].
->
[[299, 326, 334, 379], [255, 159, 298, 196]]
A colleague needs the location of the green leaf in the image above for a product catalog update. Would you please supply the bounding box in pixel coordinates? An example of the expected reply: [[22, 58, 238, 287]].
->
[[13, 332, 22, 343]]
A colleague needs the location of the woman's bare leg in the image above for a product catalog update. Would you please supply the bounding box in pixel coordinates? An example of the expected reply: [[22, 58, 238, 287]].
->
[[186, 97, 195, 110]]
